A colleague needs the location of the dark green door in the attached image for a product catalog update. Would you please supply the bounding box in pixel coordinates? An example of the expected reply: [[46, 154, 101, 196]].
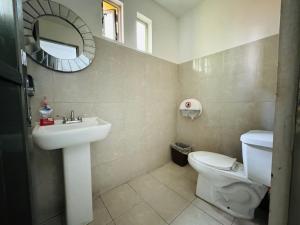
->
[[0, 0, 18, 68], [0, 0, 32, 224]]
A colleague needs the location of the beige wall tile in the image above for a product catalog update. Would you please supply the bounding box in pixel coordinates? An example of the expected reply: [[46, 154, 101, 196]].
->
[[27, 59, 54, 102], [29, 36, 178, 221], [52, 102, 94, 118], [254, 101, 275, 130], [176, 35, 278, 159], [29, 144, 64, 225], [52, 69, 99, 103]]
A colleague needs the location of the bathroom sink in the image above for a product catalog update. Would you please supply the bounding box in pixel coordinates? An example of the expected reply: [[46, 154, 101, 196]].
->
[[32, 117, 111, 225], [33, 117, 111, 150]]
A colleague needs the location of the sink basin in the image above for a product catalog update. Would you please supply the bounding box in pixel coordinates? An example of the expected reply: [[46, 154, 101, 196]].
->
[[33, 117, 111, 150], [32, 117, 111, 225]]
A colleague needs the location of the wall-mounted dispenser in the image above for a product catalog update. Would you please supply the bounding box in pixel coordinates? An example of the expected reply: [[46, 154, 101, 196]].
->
[[25, 74, 35, 97], [179, 98, 202, 120]]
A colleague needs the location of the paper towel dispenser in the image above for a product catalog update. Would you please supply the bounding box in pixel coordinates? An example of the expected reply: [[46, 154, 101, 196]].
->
[[179, 98, 202, 120]]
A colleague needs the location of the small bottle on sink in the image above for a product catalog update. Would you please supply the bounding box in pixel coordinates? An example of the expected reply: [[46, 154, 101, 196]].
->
[[39, 96, 54, 126]]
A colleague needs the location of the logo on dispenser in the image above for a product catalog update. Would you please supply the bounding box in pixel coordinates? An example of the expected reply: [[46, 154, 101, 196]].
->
[[185, 101, 191, 108]]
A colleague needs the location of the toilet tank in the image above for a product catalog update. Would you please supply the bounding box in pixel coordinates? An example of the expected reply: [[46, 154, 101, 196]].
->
[[240, 130, 273, 186]]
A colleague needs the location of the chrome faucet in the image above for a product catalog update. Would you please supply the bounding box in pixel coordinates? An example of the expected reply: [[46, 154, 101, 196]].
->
[[62, 110, 83, 124], [70, 110, 75, 121]]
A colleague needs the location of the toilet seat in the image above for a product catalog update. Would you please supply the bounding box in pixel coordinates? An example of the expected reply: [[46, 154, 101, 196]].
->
[[188, 151, 251, 184], [189, 151, 237, 171]]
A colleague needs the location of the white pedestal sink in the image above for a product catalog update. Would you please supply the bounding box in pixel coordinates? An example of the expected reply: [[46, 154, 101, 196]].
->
[[32, 117, 111, 225]]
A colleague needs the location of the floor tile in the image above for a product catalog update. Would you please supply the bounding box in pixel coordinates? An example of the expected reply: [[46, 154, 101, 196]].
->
[[192, 198, 234, 225], [151, 163, 197, 201], [166, 174, 196, 202], [41, 214, 64, 225], [93, 162, 268, 225], [170, 204, 222, 225], [232, 207, 268, 225], [107, 221, 116, 225], [233, 217, 267, 225], [129, 174, 190, 223], [184, 165, 198, 183], [114, 202, 167, 225], [101, 184, 141, 219], [89, 196, 112, 225], [151, 162, 189, 184]]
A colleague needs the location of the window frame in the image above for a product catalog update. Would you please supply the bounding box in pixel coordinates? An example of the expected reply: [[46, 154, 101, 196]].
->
[[136, 12, 152, 53], [102, 0, 124, 43]]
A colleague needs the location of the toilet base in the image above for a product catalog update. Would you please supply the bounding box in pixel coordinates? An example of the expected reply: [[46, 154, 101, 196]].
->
[[196, 174, 268, 219]]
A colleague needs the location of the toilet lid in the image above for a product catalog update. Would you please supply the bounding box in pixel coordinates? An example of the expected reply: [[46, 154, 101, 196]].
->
[[190, 151, 237, 171]]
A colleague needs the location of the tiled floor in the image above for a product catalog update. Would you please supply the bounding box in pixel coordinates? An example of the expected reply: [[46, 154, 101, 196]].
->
[[90, 162, 268, 225]]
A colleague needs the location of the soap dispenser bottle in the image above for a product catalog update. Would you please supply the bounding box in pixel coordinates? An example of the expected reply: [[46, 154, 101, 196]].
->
[[39, 96, 54, 126]]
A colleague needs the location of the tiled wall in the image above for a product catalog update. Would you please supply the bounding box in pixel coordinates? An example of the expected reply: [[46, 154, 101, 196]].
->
[[176, 35, 279, 161], [28, 34, 278, 224], [28, 37, 179, 224]]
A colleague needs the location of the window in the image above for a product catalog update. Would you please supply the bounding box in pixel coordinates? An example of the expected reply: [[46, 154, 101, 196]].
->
[[102, 0, 124, 42], [40, 38, 78, 59], [136, 19, 147, 52], [136, 12, 152, 53]]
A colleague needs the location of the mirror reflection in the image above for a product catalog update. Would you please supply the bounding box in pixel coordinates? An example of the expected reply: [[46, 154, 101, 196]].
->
[[34, 16, 83, 60]]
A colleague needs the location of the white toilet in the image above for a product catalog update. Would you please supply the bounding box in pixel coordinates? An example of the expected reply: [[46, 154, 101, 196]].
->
[[188, 130, 273, 219]]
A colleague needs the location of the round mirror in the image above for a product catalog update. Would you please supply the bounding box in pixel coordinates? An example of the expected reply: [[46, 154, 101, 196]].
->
[[23, 0, 96, 73]]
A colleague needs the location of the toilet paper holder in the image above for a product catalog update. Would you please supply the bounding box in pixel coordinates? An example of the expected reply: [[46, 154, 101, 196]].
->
[[179, 98, 202, 120]]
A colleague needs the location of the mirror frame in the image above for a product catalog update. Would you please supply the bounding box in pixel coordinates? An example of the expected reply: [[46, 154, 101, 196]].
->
[[22, 0, 96, 73]]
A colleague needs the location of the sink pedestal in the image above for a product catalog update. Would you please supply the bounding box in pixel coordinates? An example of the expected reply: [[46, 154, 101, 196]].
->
[[63, 143, 93, 225], [32, 117, 111, 224]]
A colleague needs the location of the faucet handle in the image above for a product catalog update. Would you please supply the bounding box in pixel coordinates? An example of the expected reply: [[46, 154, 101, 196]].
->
[[62, 116, 68, 123], [70, 110, 75, 120], [77, 115, 83, 122], [54, 115, 68, 124]]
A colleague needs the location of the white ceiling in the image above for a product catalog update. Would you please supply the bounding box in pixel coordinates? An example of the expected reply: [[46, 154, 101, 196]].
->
[[153, 0, 202, 17]]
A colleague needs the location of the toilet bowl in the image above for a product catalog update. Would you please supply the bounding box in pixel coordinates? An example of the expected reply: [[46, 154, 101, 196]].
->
[[188, 130, 273, 219]]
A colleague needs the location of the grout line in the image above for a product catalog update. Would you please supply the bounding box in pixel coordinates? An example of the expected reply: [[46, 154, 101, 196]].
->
[[191, 197, 235, 225], [101, 183, 149, 223], [99, 195, 114, 224], [127, 176, 170, 224], [150, 169, 196, 203], [168, 202, 192, 224], [95, 162, 264, 225], [109, 200, 141, 222], [98, 163, 230, 225], [106, 220, 116, 225], [193, 205, 228, 225], [148, 164, 231, 225], [127, 170, 195, 224], [39, 212, 65, 225], [98, 169, 150, 196]]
